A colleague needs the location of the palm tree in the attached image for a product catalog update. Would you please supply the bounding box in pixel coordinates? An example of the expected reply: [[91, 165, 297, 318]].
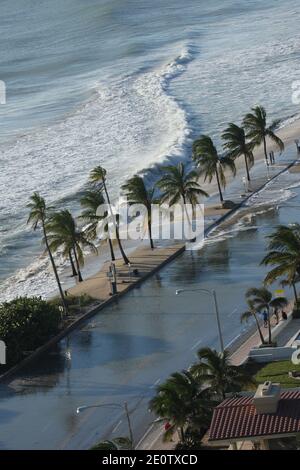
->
[[47, 210, 97, 283], [222, 123, 254, 182], [122, 175, 156, 249], [90, 166, 130, 265], [241, 299, 266, 345], [79, 189, 116, 262], [246, 287, 288, 344], [190, 347, 254, 400], [192, 135, 236, 203], [67, 249, 78, 277], [91, 437, 132, 450], [27, 193, 68, 315], [149, 370, 213, 444], [156, 162, 208, 221], [243, 106, 284, 166], [261, 224, 300, 303]]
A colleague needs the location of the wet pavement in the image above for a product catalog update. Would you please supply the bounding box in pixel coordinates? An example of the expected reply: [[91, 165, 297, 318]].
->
[[1, 153, 300, 449]]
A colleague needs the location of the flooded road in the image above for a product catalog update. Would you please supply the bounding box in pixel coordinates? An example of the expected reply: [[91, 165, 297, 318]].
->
[[1, 158, 300, 449]]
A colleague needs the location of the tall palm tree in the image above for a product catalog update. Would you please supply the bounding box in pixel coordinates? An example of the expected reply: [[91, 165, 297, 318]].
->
[[246, 287, 288, 344], [190, 347, 254, 400], [241, 299, 266, 345], [261, 224, 300, 303], [122, 175, 156, 249], [222, 123, 254, 182], [192, 135, 236, 203], [89, 166, 130, 265], [243, 106, 284, 166], [156, 162, 208, 219], [47, 210, 97, 283], [149, 370, 213, 444], [27, 193, 68, 315], [67, 249, 78, 277], [79, 189, 116, 262]]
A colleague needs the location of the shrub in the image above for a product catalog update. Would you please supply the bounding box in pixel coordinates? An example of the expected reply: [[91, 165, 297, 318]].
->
[[49, 294, 95, 314], [0, 297, 61, 367]]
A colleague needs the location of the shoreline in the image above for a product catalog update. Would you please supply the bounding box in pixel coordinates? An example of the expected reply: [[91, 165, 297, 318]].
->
[[2, 113, 300, 303], [45, 118, 300, 299], [1, 150, 298, 383]]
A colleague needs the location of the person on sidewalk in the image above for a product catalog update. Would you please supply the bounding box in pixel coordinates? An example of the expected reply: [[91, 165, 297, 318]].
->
[[273, 307, 279, 325], [282, 310, 288, 321], [263, 310, 268, 328]]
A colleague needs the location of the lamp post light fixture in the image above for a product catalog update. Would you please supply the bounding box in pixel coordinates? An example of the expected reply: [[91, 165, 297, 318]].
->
[[76, 401, 134, 448], [176, 287, 224, 353]]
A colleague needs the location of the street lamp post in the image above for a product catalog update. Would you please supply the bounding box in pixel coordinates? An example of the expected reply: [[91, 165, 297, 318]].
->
[[176, 288, 224, 353], [76, 401, 134, 448]]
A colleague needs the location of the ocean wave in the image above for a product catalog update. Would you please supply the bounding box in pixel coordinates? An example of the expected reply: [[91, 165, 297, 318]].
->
[[0, 44, 196, 301], [276, 113, 300, 130]]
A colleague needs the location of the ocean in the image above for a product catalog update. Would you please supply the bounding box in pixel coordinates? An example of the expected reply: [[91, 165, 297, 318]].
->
[[1, 0, 300, 300]]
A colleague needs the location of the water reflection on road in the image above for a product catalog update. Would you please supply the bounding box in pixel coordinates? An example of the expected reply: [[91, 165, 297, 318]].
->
[[0, 167, 300, 449]]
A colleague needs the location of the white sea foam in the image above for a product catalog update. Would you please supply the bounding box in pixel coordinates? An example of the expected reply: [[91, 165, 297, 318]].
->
[[0, 45, 195, 301]]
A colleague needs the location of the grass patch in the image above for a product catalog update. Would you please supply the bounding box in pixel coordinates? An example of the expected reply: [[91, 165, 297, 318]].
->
[[253, 360, 300, 389], [49, 294, 96, 314]]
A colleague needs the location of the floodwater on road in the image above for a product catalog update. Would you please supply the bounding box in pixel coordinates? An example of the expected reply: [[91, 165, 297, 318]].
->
[[1, 162, 300, 449]]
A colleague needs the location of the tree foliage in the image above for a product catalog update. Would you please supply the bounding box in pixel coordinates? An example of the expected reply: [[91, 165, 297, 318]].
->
[[0, 297, 61, 366]]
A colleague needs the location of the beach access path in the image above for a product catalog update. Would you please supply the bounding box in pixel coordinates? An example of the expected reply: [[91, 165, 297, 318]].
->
[[68, 244, 186, 301]]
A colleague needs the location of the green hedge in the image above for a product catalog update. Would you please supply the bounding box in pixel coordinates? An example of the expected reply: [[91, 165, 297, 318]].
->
[[0, 297, 61, 367]]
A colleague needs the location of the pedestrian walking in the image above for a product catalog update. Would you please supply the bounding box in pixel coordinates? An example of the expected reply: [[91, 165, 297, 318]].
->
[[263, 310, 268, 328]]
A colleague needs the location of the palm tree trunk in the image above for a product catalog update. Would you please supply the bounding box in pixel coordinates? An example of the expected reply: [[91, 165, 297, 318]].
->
[[182, 195, 197, 243], [267, 307, 272, 344], [42, 223, 68, 315], [182, 194, 192, 225], [148, 216, 154, 250], [107, 237, 115, 261], [115, 225, 130, 265], [263, 136, 269, 166], [68, 249, 77, 277], [253, 312, 265, 345], [244, 154, 251, 182], [215, 169, 224, 203], [103, 181, 130, 265], [293, 282, 298, 303], [73, 247, 83, 282]]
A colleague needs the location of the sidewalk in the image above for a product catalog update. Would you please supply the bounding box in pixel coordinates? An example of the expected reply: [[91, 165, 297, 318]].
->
[[68, 244, 185, 301], [230, 303, 295, 366]]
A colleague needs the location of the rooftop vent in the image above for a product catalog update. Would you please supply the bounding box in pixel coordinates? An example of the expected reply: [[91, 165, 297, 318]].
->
[[253, 381, 281, 414]]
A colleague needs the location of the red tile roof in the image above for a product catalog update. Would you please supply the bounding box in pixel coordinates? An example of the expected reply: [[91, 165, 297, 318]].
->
[[209, 390, 300, 442]]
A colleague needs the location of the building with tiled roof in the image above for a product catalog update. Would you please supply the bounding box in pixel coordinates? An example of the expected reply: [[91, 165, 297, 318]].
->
[[209, 382, 300, 450]]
